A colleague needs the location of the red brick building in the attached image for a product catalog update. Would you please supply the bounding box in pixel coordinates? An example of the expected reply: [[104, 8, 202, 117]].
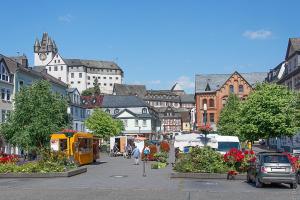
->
[[195, 71, 266, 130]]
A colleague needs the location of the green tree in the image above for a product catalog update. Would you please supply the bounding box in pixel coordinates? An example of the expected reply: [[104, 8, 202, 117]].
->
[[81, 78, 101, 96], [93, 78, 101, 95], [0, 80, 68, 149], [85, 109, 124, 140], [81, 88, 94, 96], [217, 94, 241, 138], [239, 83, 299, 142]]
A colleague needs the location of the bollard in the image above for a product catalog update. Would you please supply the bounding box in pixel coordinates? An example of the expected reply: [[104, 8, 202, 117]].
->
[[143, 160, 146, 177]]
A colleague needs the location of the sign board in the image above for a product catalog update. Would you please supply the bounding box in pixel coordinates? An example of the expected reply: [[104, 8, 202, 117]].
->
[[50, 139, 59, 151]]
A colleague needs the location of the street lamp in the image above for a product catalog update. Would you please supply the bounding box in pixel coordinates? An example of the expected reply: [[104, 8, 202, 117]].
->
[[203, 103, 208, 146]]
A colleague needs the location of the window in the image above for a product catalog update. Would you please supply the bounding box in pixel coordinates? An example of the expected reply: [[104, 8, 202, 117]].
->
[[7, 89, 10, 101], [110, 83, 113, 86], [71, 81, 74, 84], [114, 109, 119, 114], [54, 60, 56, 63], [79, 73, 82, 78], [135, 119, 139, 127], [88, 82, 90, 85], [71, 73, 74, 78], [54, 66, 58, 71], [78, 81, 81, 84], [48, 67, 51, 71], [142, 108, 147, 114], [104, 83, 107, 86], [19, 81, 24, 87], [209, 99, 214, 107], [1, 89, 5, 100], [103, 77, 106, 79], [98, 77, 100, 79], [58, 60, 60, 63], [229, 85, 234, 93], [209, 113, 215, 123], [105, 109, 110, 114], [116, 77, 119, 80], [88, 76, 90, 80], [239, 85, 244, 93], [61, 66, 63, 70], [109, 77, 112, 79], [143, 120, 147, 126]]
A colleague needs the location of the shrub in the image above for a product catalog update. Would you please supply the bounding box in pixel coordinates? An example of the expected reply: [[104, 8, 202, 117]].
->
[[174, 147, 229, 173], [151, 162, 167, 169], [160, 141, 170, 152], [153, 152, 168, 163]]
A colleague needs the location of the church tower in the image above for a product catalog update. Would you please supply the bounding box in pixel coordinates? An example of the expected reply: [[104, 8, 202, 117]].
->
[[34, 32, 58, 66]]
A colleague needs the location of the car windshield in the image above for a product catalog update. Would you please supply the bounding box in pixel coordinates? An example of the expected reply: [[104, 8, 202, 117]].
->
[[263, 155, 290, 163], [217, 142, 240, 152]]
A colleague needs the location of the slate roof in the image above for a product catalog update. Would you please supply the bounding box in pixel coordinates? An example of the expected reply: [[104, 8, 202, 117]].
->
[[113, 84, 147, 98], [195, 71, 267, 93], [145, 90, 180, 102], [102, 95, 149, 108], [286, 38, 300, 59], [180, 94, 195, 103], [64, 59, 122, 71], [0, 54, 67, 87], [181, 112, 191, 122]]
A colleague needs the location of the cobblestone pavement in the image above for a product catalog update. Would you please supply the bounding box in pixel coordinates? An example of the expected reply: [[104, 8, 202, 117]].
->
[[0, 152, 299, 200]]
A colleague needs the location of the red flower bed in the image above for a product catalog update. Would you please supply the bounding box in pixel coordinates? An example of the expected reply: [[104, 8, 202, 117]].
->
[[283, 152, 300, 169], [0, 152, 19, 164], [223, 148, 256, 173], [198, 124, 213, 133]]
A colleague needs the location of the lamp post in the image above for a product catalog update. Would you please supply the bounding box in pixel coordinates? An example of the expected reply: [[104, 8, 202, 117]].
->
[[66, 107, 72, 158], [203, 103, 208, 146]]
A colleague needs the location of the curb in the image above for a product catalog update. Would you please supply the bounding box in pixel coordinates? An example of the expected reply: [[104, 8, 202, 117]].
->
[[0, 167, 87, 178], [170, 172, 246, 180]]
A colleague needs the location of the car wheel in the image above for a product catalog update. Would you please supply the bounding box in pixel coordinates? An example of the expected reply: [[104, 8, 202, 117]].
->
[[246, 173, 252, 183], [291, 183, 297, 189], [255, 177, 263, 188]]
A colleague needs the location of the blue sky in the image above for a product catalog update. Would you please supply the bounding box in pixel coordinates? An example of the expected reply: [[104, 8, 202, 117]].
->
[[0, 0, 300, 93]]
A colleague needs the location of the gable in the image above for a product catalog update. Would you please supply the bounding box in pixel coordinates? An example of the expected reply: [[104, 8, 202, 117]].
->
[[115, 109, 136, 118], [218, 72, 252, 93], [47, 53, 66, 66], [0, 59, 11, 83]]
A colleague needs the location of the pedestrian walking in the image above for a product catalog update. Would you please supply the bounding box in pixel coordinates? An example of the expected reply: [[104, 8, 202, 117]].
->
[[132, 145, 140, 165]]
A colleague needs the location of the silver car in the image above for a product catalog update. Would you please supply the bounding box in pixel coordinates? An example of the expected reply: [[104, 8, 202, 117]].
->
[[247, 152, 297, 189]]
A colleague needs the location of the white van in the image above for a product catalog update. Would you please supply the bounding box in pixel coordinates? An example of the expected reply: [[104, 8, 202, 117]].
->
[[215, 135, 241, 155]]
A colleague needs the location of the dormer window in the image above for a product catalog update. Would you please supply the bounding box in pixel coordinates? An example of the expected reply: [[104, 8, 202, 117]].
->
[[142, 108, 147, 114], [105, 109, 110, 114], [114, 109, 119, 114]]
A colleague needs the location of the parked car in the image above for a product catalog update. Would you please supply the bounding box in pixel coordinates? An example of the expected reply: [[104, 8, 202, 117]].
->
[[247, 152, 297, 189]]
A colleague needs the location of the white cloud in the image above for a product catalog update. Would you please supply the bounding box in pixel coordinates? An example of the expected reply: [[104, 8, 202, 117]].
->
[[58, 14, 73, 23], [148, 80, 161, 84], [243, 29, 272, 40], [175, 76, 194, 90]]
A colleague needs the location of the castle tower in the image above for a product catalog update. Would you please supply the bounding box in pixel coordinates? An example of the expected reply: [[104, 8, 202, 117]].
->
[[34, 33, 58, 66]]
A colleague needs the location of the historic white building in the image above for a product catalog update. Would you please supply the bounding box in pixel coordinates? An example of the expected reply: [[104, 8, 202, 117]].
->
[[34, 33, 123, 94]]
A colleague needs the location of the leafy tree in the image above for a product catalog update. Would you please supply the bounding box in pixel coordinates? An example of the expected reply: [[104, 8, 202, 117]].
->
[[0, 80, 68, 149], [81, 78, 101, 96], [217, 94, 241, 138], [81, 88, 93, 96], [85, 109, 124, 140], [239, 83, 299, 142]]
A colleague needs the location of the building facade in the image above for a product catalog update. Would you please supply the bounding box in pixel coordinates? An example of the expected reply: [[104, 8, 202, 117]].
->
[[34, 33, 124, 94], [67, 88, 86, 132], [195, 71, 267, 130]]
